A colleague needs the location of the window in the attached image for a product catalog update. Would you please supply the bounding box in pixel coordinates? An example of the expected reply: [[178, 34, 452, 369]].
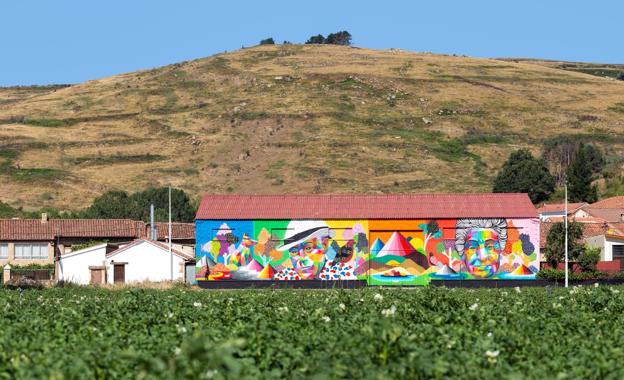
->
[[614, 244, 624, 259], [0, 244, 7, 259], [14, 243, 48, 259]]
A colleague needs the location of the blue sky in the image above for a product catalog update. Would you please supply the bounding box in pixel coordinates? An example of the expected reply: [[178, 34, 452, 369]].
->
[[1, 1, 621, 86]]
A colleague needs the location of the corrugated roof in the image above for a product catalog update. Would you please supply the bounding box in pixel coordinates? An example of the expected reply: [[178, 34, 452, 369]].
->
[[0, 219, 144, 241], [195, 193, 537, 220]]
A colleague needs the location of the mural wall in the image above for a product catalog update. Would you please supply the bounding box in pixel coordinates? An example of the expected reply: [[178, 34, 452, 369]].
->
[[195, 218, 540, 284]]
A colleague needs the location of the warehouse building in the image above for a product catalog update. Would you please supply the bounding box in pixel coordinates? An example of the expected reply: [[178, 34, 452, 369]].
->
[[195, 194, 539, 286]]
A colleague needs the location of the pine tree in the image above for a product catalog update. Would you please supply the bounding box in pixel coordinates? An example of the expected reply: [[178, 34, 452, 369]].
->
[[492, 149, 555, 204], [566, 143, 598, 202]]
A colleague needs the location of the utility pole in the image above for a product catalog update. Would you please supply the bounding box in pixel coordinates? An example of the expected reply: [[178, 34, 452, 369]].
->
[[169, 186, 173, 281], [564, 182, 569, 288]]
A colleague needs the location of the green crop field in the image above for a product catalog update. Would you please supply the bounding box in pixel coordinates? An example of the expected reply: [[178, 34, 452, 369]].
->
[[0, 286, 622, 379]]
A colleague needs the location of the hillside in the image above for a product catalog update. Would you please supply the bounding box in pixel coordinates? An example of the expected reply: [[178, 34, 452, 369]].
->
[[1, 44, 623, 211]]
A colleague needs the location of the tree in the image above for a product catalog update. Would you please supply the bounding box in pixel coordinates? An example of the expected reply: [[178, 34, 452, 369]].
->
[[259, 37, 275, 45], [130, 187, 196, 222], [617, 72, 624, 81], [83, 187, 196, 222], [305, 34, 325, 44], [492, 149, 555, 204], [83, 190, 133, 219], [544, 221, 584, 268], [325, 31, 352, 45], [542, 136, 604, 186], [566, 143, 598, 203]]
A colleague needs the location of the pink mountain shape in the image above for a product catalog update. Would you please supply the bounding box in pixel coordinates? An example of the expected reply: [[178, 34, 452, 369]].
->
[[244, 259, 264, 272], [376, 232, 415, 258]]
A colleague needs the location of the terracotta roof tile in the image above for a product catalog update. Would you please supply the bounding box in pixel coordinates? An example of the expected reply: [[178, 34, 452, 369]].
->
[[590, 196, 624, 209], [537, 203, 586, 214], [0, 219, 144, 241], [196, 193, 537, 220], [150, 223, 195, 240]]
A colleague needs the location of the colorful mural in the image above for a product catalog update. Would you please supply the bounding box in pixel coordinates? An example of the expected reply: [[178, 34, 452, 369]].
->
[[195, 218, 540, 284]]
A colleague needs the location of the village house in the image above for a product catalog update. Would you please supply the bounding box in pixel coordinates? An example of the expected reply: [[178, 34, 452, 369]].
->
[[0, 215, 195, 284], [538, 196, 624, 270]]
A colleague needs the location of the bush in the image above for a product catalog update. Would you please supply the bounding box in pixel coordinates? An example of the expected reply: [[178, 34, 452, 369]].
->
[[537, 268, 565, 280], [577, 246, 601, 272], [617, 72, 624, 81], [259, 37, 274, 45], [305, 34, 325, 44]]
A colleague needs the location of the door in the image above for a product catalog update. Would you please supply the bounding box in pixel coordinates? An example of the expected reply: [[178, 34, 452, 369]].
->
[[90, 268, 103, 285], [114, 264, 125, 284]]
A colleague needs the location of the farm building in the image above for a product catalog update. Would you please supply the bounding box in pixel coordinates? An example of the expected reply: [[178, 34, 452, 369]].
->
[[195, 194, 540, 286]]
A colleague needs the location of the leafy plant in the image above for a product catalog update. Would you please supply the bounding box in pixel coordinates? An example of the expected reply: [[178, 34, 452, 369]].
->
[[493, 149, 555, 203], [577, 246, 601, 272]]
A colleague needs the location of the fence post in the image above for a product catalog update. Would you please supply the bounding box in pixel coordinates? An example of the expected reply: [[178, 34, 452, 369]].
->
[[3, 264, 11, 284]]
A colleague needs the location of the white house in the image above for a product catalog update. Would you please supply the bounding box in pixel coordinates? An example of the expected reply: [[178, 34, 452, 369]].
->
[[105, 239, 194, 284], [58, 243, 110, 285]]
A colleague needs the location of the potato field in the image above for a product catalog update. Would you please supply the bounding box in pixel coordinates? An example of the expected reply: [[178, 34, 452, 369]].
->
[[0, 285, 622, 379]]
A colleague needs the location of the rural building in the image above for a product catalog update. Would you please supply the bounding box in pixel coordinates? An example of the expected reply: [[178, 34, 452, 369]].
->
[[195, 194, 540, 286], [539, 196, 624, 271], [0, 216, 144, 269], [104, 239, 194, 284]]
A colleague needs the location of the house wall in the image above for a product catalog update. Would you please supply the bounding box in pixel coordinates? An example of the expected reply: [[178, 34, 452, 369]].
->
[[195, 218, 540, 285], [57, 245, 108, 285], [0, 241, 54, 267], [106, 242, 186, 284]]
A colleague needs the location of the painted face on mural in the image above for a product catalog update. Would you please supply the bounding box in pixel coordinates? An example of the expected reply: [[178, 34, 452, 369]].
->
[[288, 237, 329, 279], [463, 228, 502, 277], [455, 218, 507, 278], [277, 220, 332, 280]]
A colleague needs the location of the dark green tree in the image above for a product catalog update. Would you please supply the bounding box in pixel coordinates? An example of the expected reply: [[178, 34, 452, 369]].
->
[[259, 37, 275, 45], [83, 190, 133, 219], [130, 187, 196, 222], [492, 149, 555, 204], [325, 31, 352, 45], [305, 34, 325, 44], [83, 187, 196, 222], [566, 143, 598, 203], [544, 221, 584, 268], [617, 71, 624, 81]]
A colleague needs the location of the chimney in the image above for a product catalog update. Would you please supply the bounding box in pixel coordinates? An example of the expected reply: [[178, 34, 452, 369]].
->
[[41, 213, 48, 224], [150, 204, 156, 240]]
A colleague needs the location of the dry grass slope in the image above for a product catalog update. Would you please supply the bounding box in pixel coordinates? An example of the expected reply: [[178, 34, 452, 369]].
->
[[1, 45, 623, 211]]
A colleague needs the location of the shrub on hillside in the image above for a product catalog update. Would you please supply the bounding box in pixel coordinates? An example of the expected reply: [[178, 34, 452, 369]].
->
[[259, 37, 275, 45]]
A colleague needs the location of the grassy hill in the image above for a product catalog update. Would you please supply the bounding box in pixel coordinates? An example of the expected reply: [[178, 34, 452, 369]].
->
[[1, 44, 623, 212]]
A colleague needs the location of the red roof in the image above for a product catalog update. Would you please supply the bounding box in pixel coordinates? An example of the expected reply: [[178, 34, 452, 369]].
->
[[537, 202, 586, 214], [590, 196, 624, 209], [195, 193, 537, 220], [0, 219, 144, 241], [149, 223, 195, 240], [106, 239, 194, 261]]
